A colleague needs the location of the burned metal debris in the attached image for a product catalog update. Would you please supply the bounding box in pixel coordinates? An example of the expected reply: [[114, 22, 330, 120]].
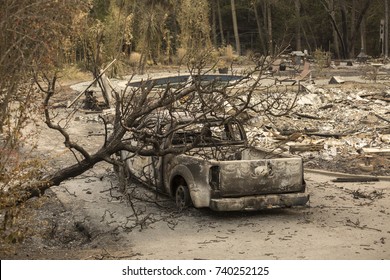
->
[[82, 90, 108, 111]]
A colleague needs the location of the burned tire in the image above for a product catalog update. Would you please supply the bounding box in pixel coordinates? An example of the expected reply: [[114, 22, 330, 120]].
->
[[175, 185, 191, 210]]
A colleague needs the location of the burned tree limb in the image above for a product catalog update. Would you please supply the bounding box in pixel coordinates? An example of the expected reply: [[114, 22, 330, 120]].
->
[[289, 144, 324, 152], [305, 132, 346, 139], [42, 77, 91, 160], [375, 113, 390, 123], [2, 55, 301, 208], [293, 112, 323, 120], [1, 154, 104, 207]]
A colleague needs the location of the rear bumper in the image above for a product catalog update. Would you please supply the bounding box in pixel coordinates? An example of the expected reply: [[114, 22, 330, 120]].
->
[[209, 192, 309, 211]]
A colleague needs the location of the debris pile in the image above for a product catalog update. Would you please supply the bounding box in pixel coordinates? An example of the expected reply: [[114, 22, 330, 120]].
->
[[245, 83, 390, 176], [82, 90, 109, 111]]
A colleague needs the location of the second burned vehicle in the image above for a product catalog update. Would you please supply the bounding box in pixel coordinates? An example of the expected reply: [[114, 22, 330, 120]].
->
[[118, 112, 309, 211]]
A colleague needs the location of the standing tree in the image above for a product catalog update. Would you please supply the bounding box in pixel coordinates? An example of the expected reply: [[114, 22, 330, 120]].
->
[[385, 0, 389, 58], [134, 1, 171, 73], [321, 0, 371, 58], [177, 0, 211, 54], [252, 0, 267, 54], [217, 0, 226, 46], [295, 0, 302, 51], [266, 0, 274, 56], [231, 0, 241, 55]]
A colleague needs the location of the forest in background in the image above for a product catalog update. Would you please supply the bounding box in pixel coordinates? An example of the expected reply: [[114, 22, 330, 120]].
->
[[52, 0, 390, 65], [2, 0, 389, 77], [2, 0, 390, 160], [2, 0, 390, 142]]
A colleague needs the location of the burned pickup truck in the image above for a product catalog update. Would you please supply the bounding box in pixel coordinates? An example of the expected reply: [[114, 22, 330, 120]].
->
[[119, 114, 309, 211]]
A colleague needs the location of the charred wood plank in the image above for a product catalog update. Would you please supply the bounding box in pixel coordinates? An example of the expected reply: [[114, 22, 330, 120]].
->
[[305, 132, 345, 139], [289, 144, 324, 152], [294, 112, 323, 120], [319, 104, 334, 110], [278, 128, 318, 136], [332, 177, 379, 183], [362, 148, 390, 156]]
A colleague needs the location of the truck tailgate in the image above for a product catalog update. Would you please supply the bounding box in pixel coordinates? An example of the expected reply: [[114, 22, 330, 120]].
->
[[216, 158, 304, 197]]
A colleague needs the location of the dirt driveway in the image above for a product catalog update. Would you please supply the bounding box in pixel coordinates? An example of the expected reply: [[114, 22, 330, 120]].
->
[[48, 167, 389, 260], [3, 164, 388, 260]]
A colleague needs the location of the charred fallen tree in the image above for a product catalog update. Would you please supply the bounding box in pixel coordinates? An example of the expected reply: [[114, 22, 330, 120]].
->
[[0, 58, 301, 207]]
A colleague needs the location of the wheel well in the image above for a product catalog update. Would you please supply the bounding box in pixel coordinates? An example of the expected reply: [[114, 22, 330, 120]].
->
[[171, 175, 187, 195]]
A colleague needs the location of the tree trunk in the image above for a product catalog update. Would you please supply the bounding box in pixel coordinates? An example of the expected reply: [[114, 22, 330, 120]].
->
[[360, 15, 366, 53], [302, 23, 315, 53], [217, 0, 225, 45], [266, 0, 273, 56], [386, 0, 389, 57], [322, 0, 345, 58], [231, 0, 241, 55], [211, 0, 218, 47], [5, 116, 127, 206], [3, 151, 108, 207], [348, 0, 371, 58], [295, 0, 302, 51], [253, 0, 267, 54], [340, 1, 349, 58], [350, 0, 356, 57], [326, 0, 370, 59], [330, 0, 341, 58]]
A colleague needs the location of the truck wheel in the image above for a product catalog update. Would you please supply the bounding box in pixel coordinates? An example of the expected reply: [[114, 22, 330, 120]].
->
[[175, 185, 191, 210]]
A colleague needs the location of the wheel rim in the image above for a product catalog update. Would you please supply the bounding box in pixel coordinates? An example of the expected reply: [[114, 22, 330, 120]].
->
[[176, 187, 185, 208], [176, 185, 189, 209]]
